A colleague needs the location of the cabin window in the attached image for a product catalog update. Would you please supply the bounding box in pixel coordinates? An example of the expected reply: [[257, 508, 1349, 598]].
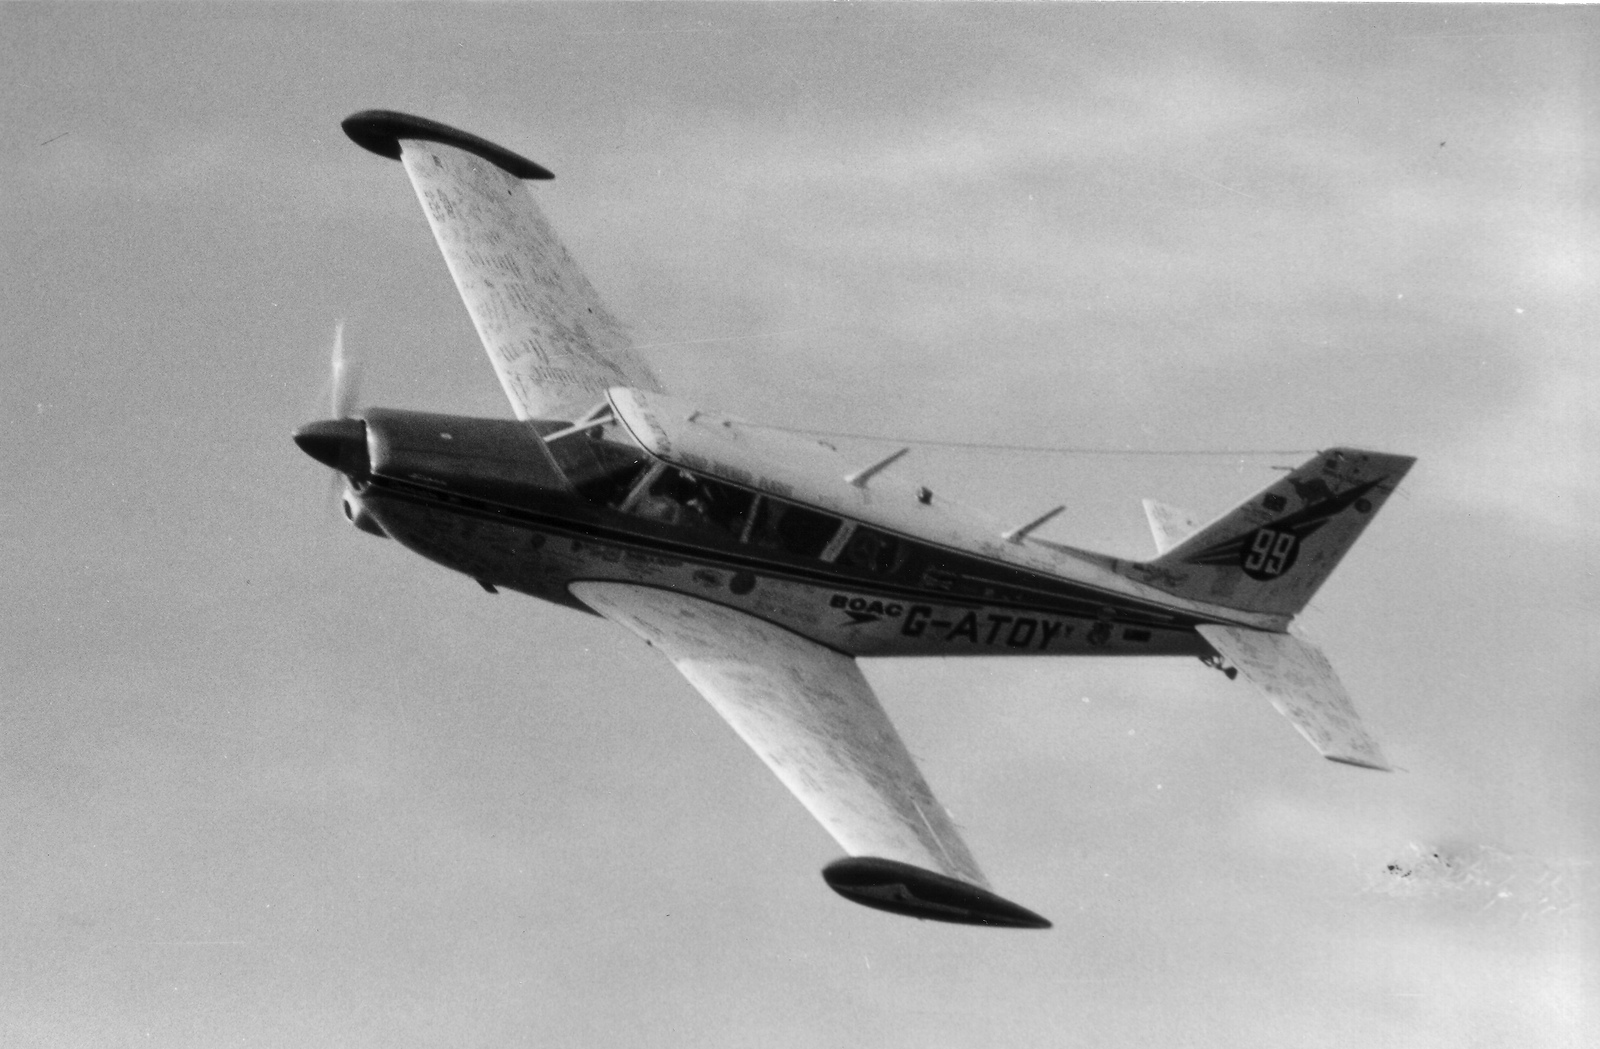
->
[[836, 525, 907, 575], [576, 456, 651, 508], [626, 467, 754, 539], [613, 464, 847, 560], [746, 495, 841, 559]]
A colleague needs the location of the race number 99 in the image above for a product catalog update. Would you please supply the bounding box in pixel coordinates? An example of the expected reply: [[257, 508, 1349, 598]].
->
[[1241, 527, 1298, 580]]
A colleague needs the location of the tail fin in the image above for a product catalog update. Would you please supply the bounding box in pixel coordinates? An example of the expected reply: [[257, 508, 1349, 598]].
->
[[1124, 448, 1415, 617]]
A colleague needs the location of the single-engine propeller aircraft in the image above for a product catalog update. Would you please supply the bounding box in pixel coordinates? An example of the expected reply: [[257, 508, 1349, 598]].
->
[[296, 110, 1416, 930]]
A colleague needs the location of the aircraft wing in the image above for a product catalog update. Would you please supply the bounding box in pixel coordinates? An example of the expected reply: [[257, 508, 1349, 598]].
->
[[1197, 624, 1391, 771], [343, 111, 664, 423], [569, 581, 1050, 927]]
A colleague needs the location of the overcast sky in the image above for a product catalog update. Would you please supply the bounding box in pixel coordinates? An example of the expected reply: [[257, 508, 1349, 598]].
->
[[3, 5, 1595, 1047]]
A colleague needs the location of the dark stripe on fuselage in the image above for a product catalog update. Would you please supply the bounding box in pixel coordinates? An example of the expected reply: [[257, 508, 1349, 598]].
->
[[361, 474, 1206, 630]]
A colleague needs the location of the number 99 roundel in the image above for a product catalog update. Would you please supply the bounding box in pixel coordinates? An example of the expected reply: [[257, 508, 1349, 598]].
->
[[1241, 527, 1300, 580]]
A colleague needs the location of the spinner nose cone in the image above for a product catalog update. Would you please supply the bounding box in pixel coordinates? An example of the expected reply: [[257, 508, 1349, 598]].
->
[[294, 418, 370, 477]]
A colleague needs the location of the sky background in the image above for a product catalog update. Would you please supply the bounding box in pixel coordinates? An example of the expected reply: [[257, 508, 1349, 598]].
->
[[3, 4, 1595, 1047]]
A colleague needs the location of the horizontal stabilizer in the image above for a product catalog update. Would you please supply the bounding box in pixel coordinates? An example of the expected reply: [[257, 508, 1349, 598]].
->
[[1142, 499, 1201, 555], [1197, 624, 1390, 770]]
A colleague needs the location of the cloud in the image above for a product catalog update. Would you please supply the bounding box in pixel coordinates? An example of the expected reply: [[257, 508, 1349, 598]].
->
[[1435, 330, 1598, 536]]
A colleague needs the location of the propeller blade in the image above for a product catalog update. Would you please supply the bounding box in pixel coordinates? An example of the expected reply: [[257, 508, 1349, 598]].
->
[[326, 470, 346, 517], [329, 320, 362, 420], [302, 322, 368, 527]]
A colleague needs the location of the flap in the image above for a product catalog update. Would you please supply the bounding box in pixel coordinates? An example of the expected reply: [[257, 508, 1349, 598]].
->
[[1198, 624, 1390, 770], [569, 581, 989, 887]]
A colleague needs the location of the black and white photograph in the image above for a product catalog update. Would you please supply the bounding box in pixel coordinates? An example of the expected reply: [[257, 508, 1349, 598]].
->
[[3, 4, 1593, 1046]]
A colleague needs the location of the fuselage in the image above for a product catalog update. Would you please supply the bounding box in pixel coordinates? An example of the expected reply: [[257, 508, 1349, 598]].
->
[[338, 408, 1222, 660]]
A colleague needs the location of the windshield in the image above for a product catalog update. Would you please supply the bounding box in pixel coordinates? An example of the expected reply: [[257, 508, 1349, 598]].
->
[[547, 428, 652, 507]]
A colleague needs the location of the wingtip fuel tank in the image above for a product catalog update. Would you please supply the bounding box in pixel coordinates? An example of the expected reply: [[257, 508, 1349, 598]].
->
[[822, 857, 1052, 929]]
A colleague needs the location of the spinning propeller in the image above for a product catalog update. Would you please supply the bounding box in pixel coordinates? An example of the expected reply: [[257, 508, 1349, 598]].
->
[[294, 323, 384, 536], [328, 320, 362, 422]]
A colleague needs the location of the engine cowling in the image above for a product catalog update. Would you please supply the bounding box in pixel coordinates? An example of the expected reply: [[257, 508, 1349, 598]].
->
[[362, 408, 568, 504]]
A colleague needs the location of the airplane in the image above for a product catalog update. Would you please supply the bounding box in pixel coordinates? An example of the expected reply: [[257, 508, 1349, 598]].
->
[[296, 110, 1416, 930]]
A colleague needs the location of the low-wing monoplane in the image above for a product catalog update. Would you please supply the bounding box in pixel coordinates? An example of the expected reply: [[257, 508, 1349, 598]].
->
[[296, 111, 1415, 929]]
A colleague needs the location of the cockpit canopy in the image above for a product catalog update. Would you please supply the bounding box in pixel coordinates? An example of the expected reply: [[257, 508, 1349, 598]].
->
[[558, 423, 909, 572]]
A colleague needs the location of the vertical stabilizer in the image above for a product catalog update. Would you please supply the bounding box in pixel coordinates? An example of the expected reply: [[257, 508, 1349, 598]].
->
[[1122, 448, 1414, 617]]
